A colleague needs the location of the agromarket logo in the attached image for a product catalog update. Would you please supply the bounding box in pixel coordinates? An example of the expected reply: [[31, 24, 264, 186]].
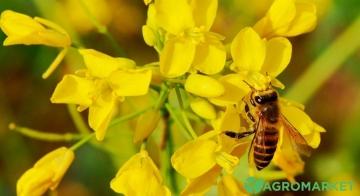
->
[[243, 176, 354, 194]]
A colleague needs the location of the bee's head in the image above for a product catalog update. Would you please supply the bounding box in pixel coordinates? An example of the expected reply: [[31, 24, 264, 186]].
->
[[243, 80, 278, 105]]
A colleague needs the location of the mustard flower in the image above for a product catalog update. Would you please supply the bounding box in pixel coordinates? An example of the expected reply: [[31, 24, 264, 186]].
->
[[17, 147, 74, 196], [110, 150, 171, 196], [254, 0, 317, 38], [230, 27, 292, 83], [143, 0, 226, 77], [51, 49, 152, 141], [172, 106, 250, 195], [0, 10, 70, 47], [271, 99, 325, 181], [0, 10, 72, 79]]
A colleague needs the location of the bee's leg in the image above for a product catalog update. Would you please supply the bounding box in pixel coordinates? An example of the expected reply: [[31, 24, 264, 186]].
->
[[224, 130, 255, 139]]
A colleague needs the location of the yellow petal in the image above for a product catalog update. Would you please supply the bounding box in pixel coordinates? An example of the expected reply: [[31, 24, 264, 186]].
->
[[214, 151, 239, 174], [230, 27, 266, 72], [89, 92, 116, 141], [181, 166, 222, 196], [51, 75, 94, 106], [254, 0, 296, 37], [283, 1, 317, 37], [190, 98, 217, 120], [0, 10, 70, 47], [17, 168, 54, 196], [267, 0, 296, 34], [281, 102, 320, 136], [304, 131, 321, 149], [34, 147, 75, 189], [218, 175, 247, 196], [212, 106, 240, 133], [142, 25, 157, 47], [192, 34, 226, 75], [191, 0, 218, 30], [154, 0, 194, 34], [171, 139, 218, 179], [209, 77, 249, 107], [17, 147, 74, 195], [185, 74, 224, 97], [110, 150, 170, 196], [261, 37, 292, 77], [79, 49, 136, 78], [160, 37, 196, 78], [134, 110, 161, 143], [109, 69, 152, 97], [273, 131, 304, 182]]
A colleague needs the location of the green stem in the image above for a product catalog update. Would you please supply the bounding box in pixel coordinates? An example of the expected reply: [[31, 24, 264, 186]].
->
[[67, 104, 91, 134], [155, 84, 170, 109], [165, 104, 191, 140], [9, 123, 83, 142], [165, 120, 179, 194], [78, 0, 126, 56], [285, 14, 360, 104], [175, 86, 197, 139], [70, 134, 94, 151], [109, 106, 153, 127]]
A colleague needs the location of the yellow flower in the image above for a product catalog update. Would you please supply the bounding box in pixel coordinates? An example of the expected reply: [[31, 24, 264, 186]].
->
[[217, 175, 248, 196], [185, 74, 225, 98], [0, 10, 71, 47], [231, 27, 292, 80], [144, 0, 226, 77], [0, 10, 72, 79], [51, 49, 152, 141], [254, 0, 317, 38], [17, 147, 74, 196], [271, 99, 325, 181], [110, 150, 171, 196], [172, 107, 251, 195]]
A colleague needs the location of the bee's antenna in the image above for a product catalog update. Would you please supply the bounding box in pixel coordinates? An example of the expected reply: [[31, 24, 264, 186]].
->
[[243, 80, 255, 90]]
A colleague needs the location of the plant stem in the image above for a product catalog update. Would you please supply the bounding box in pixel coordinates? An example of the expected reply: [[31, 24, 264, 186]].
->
[[9, 123, 83, 142], [70, 134, 94, 151], [165, 104, 191, 140], [67, 104, 91, 134], [78, 0, 126, 56], [165, 120, 179, 194], [286, 14, 360, 104], [109, 106, 153, 127], [175, 86, 197, 139]]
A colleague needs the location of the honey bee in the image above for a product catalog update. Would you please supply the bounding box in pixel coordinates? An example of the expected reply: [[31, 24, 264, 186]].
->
[[225, 81, 311, 170]]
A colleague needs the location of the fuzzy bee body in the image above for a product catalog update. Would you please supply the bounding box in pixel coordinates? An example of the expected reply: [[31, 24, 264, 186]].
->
[[225, 85, 311, 170]]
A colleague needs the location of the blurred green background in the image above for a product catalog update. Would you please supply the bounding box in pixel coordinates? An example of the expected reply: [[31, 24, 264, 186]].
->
[[0, 0, 360, 195]]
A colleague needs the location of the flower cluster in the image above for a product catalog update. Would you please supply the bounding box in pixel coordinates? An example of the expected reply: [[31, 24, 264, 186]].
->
[[1, 0, 325, 195]]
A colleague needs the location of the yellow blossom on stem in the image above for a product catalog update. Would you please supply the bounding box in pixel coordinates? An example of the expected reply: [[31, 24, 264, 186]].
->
[[270, 99, 325, 181], [254, 0, 317, 38], [0, 10, 72, 79], [0, 10, 71, 47], [110, 150, 171, 196], [144, 0, 226, 77], [17, 147, 74, 196], [231, 27, 292, 82], [51, 49, 152, 141]]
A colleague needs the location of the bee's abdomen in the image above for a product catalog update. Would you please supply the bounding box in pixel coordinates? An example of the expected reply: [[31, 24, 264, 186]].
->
[[253, 127, 278, 170]]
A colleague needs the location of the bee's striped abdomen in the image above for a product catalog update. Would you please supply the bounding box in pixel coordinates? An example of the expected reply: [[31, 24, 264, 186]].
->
[[253, 127, 279, 170]]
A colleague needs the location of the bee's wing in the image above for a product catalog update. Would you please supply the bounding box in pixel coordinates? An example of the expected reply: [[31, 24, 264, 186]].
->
[[280, 114, 312, 157]]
